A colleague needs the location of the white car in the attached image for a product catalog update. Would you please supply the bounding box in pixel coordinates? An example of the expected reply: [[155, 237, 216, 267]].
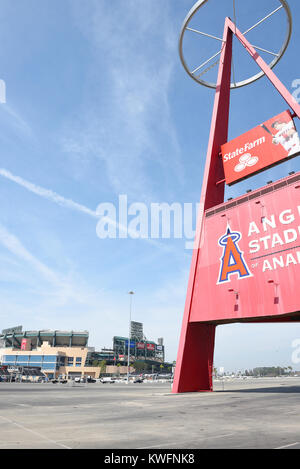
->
[[100, 377, 115, 384]]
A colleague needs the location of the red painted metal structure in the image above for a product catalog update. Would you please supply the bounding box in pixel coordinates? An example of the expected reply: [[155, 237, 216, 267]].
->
[[173, 18, 300, 394]]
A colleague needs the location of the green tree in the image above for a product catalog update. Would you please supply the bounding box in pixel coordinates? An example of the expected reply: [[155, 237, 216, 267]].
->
[[133, 361, 147, 373], [99, 360, 107, 374]]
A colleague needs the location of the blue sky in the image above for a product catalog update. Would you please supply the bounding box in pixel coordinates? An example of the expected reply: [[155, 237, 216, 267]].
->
[[0, 0, 299, 370]]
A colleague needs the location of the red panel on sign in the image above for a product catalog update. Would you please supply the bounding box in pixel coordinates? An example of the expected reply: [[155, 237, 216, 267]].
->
[[136, 342, 145, 349], [221, 110, 300, 185], [146, 343, 155, 351], [189, 173, 300, 323], [21, 339, 28, 351]]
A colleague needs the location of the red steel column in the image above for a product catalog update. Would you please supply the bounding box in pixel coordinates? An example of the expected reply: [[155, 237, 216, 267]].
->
[[226, 18, 300, 119], [173, 16, 300, 394], [173, 20, 233, 393]]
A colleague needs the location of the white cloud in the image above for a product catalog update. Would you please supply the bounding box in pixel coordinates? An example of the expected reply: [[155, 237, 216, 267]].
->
[[62, 0, 183, 200], [0, 167, 182, 254], [0, 221, 119, 332], [0, 221, 178, 354], [0, 104, 33, 140], [0, 223, 58, 285]]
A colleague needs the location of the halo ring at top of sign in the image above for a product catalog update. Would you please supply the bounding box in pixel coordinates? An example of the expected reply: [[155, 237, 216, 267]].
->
[[218, 231, 241, 246], [179, 0, 292, 89]]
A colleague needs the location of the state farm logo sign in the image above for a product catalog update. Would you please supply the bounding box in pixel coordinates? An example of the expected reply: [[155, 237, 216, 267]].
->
[[221, 110, 300, 185], [234, 153, 259, 173]]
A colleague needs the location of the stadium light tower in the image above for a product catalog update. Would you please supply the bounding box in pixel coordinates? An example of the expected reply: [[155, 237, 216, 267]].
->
[[127, 291, 135, 384]]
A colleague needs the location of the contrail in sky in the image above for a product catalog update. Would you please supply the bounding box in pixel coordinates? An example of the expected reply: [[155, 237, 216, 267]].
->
[[0, 168, 99, 218], [0, 168, 169, 249]]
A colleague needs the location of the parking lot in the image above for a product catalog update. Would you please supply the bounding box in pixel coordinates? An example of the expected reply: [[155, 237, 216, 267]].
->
[[0, 377, 300, 449]]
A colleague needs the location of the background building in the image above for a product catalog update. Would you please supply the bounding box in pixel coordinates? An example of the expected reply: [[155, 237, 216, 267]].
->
[[0, 324, 166, 378], [113, 335, 164, 363], [130, 321, 144, 341], [0, 327, 102, 380], [112, 321, 165, 363]]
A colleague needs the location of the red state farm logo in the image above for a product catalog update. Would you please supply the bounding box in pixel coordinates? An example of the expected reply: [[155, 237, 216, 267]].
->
[[217, 226, 252, 284], [234, 153, 259, 173]]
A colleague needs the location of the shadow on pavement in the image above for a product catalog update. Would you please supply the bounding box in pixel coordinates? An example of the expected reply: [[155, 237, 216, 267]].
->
[[215, 386, 300, 394]]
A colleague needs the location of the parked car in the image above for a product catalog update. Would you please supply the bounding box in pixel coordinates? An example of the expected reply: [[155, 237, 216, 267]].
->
[[133, 378, 143, 383], [100, 377, 115, 384], [87, 377, 96, 383]]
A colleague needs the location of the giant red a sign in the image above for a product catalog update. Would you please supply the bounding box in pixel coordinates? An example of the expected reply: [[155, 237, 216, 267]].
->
[[173, 17, 300, 394]]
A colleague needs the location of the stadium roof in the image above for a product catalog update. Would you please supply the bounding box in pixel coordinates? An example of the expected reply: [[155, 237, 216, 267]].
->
[[0, 330, 89, 348]]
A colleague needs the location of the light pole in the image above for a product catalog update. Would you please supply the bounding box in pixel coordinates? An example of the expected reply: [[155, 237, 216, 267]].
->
[[127, 291, 134, 384]]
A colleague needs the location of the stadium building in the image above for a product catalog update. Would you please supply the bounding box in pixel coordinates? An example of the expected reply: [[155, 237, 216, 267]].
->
[[112, 321, 165, 363], [113, 337, 165, 363], [0, 327, 102, 380], [0, 325, 165, 379]]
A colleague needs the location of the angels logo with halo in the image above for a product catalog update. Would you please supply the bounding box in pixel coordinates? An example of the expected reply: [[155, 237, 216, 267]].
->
[[217, 226, 252, 284]]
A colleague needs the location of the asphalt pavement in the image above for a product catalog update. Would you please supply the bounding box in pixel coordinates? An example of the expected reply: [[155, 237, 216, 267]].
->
[[0, 377, 300, 449]]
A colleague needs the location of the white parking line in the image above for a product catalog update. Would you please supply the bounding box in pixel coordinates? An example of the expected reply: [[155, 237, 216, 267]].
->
[[0, 415, 71, 449], [139, 433, 235, 449], [275, 442, 300, 450]]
